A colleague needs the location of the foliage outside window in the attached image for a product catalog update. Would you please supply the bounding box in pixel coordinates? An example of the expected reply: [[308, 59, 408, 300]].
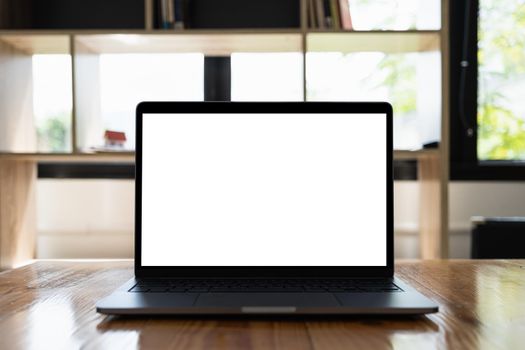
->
[[307, 51, 440, 150], [349, 0, 440, 30], [32, 55, 72, 152], [478, 0, 525, 160]]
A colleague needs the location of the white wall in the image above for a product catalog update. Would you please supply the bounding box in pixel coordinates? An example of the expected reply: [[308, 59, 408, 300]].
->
[[36, 179, 525, 259], [37, 180, 134, 258]]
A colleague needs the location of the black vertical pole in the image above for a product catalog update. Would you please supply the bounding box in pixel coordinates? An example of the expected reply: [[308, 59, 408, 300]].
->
[[204, 56, 231, 101]]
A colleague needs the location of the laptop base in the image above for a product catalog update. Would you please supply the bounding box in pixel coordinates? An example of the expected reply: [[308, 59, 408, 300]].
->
[[96, 277, 438, 316]]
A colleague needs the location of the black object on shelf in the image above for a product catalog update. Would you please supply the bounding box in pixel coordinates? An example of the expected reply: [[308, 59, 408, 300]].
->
[[471, 217, 525, 258], [0, 0, 145, 29], [393, 160, 417, 181], [38, 163, 135, 179], [186, 0, 300, 29], [204, 57, 231, 101], [423, 141, 440, 149]]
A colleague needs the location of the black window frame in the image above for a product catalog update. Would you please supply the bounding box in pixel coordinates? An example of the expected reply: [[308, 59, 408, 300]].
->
[[450, 0, 525, 181]]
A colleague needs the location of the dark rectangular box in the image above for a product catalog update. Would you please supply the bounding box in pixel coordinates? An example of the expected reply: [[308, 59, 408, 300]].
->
[[0, 0, 145, 29], [471, 217, 525, 258], [186, 0, 300, 29]]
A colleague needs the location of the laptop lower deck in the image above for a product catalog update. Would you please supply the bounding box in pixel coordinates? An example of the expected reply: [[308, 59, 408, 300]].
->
[[96, 277, 438, 315]]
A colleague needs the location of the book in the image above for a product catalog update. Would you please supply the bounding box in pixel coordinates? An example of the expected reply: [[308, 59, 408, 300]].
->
[[308, 0, 317, 28], [156, 0, 185, 29], [339, 0, 353, 30], [323, 0, 332, 28], [159, 0, 170, 29], [315, 0, 325, 29], [330, 0, 341, 29], [166, 0, 175, 28]]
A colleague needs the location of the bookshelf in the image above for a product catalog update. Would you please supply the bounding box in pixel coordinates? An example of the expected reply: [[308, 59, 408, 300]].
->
[[0, 0, 450, 268]]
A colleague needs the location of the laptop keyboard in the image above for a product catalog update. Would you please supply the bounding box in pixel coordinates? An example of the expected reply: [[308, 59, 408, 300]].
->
[[129, 279, 402, 293]]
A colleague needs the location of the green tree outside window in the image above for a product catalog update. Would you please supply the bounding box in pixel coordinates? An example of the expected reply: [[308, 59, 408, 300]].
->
[[478, 0, 525, 160]]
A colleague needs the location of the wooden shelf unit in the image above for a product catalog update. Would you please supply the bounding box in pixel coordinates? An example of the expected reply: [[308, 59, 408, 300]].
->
[[0, 0, 450, 268]]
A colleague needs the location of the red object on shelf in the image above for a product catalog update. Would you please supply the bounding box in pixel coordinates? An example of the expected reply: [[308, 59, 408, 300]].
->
[[104, 130, 127, 147]]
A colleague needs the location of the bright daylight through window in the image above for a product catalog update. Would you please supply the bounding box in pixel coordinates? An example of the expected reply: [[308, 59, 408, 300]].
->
[[477, 0, 525, 160], [32, 54, 72, 152]]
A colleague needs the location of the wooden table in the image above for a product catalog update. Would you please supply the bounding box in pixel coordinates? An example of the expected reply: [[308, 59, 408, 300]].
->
[[0, 260, 524, 349]]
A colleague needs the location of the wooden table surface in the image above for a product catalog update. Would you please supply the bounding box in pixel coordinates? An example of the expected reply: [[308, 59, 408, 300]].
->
[[0, 260, 524, 350]]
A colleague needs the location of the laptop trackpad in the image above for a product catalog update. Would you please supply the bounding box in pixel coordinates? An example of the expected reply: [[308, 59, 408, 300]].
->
[[195, 293, 340, 308]]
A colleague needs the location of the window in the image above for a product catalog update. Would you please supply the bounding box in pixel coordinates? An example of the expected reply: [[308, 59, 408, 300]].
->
[[231, 52, 303, 101], [477, 0, 525, 161], [307, 51, 441, 150], [32, 54, 73, 152], [348, 0, 441, 30], [450, 0, 525, 179]]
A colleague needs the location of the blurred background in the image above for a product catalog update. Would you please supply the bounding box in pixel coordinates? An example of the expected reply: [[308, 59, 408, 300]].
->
[[0, 0, 524, 267]]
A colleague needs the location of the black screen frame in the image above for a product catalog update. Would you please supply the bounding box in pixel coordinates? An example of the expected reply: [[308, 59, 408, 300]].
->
[[135, 102, 393, 278]]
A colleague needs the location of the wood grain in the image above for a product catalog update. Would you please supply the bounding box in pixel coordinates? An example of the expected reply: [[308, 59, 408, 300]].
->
[[0, 38, 36, 152], [0, 26, 38, 270], [0, 34, 70, 54], [0, 260, 524, 349], [0, 160, 36, 269], [419, 152, 446, 259]]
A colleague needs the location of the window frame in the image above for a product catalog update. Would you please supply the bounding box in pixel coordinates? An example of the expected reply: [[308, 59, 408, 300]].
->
[[449, 0, 525, 181]]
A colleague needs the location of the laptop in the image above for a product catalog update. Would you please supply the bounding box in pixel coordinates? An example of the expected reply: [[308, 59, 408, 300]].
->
[[96, 102, 438, 315]]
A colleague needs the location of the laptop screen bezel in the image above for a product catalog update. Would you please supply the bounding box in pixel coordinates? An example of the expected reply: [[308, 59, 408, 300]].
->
[[135, 102, 393, 278]]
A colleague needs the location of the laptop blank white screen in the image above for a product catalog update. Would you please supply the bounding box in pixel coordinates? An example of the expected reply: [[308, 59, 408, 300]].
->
[[141, 113, 386, 266]]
